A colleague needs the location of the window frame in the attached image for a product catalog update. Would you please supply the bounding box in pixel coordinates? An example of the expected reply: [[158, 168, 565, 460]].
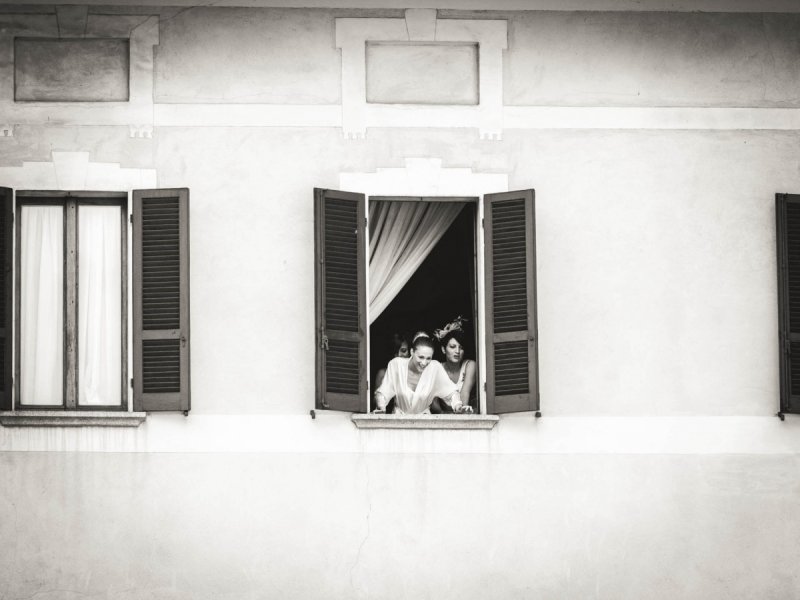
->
[[315, 187, 540, 420], [14, 190, 128, 411], [366, 195, 483, 413]]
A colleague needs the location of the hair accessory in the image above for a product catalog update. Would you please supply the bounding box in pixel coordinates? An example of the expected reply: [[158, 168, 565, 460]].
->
[[433, 316, 467, 341]]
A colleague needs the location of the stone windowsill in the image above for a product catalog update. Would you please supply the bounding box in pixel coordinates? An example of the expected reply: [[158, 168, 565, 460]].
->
[[351, 413, 499, 430], [0, 411, 147, 427]]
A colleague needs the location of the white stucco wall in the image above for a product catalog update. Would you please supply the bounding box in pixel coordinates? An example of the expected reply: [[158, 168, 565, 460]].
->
[[1, 5, 800, 599]]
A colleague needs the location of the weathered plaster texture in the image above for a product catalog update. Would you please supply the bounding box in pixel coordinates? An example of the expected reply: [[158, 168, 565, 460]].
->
[[0, 452, 798, 600], [151, 127, 799, 416], [366, 42, 479, 105], [505, 12, 800, 107], [14, 38, 130, 102], [154, 8, 342, 104]]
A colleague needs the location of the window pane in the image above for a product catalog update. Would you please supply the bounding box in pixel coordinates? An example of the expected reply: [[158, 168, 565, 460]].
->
[[78, 205, 121, 407], [20, 205, 63, 405]]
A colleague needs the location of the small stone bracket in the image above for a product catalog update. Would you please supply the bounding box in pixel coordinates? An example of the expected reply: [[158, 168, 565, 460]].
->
[[405, 9, 437, 41], [56, 6, 89, 37], [0, 125, 14, 138], [129, 124, 153, 138]]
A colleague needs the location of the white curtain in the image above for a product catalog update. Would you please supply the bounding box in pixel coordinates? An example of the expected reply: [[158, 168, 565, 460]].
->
[[78, 206, 121, 406], [21, 206, 63, 405], [369, 201, 463, 323]]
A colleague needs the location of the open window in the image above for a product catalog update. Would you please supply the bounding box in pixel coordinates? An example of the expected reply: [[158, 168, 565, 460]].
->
[[314, 187, 539, 417], [0, 186, 190, 421]]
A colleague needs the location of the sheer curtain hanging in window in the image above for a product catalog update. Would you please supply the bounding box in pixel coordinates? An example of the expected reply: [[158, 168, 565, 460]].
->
[[368, 201, 463, 323], [78, 205, 121, 406], [20, 205, 63, 405]]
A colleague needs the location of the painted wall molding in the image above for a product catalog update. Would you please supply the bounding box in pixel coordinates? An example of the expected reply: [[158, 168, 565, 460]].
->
[[0, 14, 158, 132], [151, 104, 800, 131], [335, 10, 507, 140], [1, 414, 798, 454], [339, 157, 508, 197], [0, 150, 157, 190]]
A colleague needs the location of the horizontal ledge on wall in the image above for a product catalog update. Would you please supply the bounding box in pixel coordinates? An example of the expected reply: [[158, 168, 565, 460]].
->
[[504, 106, 800, 130], [154, 104, 341, 127], [2, 103, 153, 127], [2, 105, 798, 132], [9, 0, 800, 11], [0, 411, 147, 427], [352, 413, 499, 429], [148, 104, 800, 132]]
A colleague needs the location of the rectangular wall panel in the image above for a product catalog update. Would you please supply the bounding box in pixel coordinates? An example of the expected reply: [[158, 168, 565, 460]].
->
[[366, 42, 478, 105], [15, 38, 130, 102]]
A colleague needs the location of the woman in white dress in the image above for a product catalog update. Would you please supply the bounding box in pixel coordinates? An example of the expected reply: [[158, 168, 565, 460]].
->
[[431, 318, 477, 413], [373, 335, 472, 415]]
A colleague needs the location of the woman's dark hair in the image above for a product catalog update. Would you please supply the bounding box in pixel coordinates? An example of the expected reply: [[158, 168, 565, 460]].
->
[[440, 329, 466, 348], [389, 333, 409, 356], [411, 335, 435, 352]]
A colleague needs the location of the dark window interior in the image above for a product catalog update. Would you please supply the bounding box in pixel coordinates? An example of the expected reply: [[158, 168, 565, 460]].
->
[[369, 202, 477, 390]]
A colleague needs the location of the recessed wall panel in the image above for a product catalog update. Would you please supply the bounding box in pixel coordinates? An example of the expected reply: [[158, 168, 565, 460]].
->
[[366, 42, 479, 105], [14, 38, 129, 102]]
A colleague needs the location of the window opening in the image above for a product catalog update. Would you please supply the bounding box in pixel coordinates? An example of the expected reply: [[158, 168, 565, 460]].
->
[[16, 193, 127, 410], [368, 199, 478, 412]]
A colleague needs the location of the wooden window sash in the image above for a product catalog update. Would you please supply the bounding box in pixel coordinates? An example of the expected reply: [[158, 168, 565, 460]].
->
[[14, 192, 128, 411]]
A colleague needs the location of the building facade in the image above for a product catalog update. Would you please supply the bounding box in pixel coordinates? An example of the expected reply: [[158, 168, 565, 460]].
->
[[1, 1, 799, 598]]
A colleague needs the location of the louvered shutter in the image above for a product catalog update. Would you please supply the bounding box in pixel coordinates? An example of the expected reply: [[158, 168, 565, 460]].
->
[[776, 193, 800, 414], [132, 188, 190, 412], [314, 188, 367, 412], [0, 188, 11, 410], [484, 189, 539, 414]]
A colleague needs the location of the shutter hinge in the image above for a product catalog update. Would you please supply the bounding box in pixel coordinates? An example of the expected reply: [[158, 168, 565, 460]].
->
[[481, 217, 484, 228], [129, 213, 133, 224], [130, 377, 134, 388], [319, 329, 329, 350]]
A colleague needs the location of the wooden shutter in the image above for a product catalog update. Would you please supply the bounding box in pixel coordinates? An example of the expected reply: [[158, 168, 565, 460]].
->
[[132, 188, 190, 412], [484, 189, 539, 414], [314, 188, 367, 412], [776, 193, 800, 415], [0, 188, 11, 410]]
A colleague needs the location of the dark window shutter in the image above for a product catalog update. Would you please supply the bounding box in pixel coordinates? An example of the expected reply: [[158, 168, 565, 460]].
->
[[314, 188, 367, 413], [484, 189, 539, 414], [132, 188, 190, 412], [776, 193, 800, 414], [0, 188, 11, 410]]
